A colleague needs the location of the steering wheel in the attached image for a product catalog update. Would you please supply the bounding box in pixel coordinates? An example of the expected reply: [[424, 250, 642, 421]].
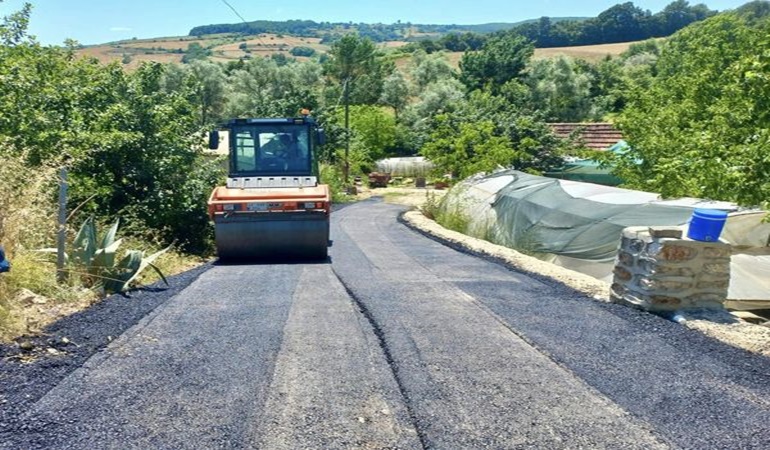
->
[[263, 157, 288, 171]]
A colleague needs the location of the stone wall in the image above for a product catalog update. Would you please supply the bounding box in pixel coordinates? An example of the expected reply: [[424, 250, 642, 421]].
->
[[611, 226, 731, 312]]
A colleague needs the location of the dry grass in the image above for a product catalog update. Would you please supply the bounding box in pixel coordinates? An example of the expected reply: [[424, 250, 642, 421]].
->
[[445, 52, 464, 69], [0, 149, 62, 339], [211, 34, 329, 60], [76, 32, 333, 67], [377, 41, 409, 49], [0, 148, 205, 342], [533, 41, 636, 62], [440, 41, 640, 69]]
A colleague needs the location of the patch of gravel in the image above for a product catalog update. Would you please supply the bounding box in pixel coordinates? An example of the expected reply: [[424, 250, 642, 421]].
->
[[400, 209, 770, 358], [0, 263, 212, 432]]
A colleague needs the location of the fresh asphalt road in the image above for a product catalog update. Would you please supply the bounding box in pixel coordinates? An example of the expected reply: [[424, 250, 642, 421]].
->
[[5, 199, 770, 449]]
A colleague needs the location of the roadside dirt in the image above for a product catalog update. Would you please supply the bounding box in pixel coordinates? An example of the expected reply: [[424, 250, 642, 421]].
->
[[380, 187, 770, 358]]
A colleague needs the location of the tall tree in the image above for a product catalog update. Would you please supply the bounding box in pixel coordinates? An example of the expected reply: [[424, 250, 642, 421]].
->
[[380, 71, 409, 120], [323, 34, 385, 182], [459, 34, 534, 93], [616, 13, 769, 206], [525, 56, 595, 122], [410, 50, 456, 92], [0, 0, 32, 46], [226, 57, 321, 118]]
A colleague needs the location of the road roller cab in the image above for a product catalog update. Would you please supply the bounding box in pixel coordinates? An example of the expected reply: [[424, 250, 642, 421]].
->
[[207, 117, 330, 261]]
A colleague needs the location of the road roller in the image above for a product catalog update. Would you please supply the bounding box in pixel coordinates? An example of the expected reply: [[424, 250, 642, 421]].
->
[[207, 116, 330, 261]]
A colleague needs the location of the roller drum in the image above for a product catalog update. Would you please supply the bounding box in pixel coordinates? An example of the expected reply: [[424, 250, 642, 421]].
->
[[214, 212, 329, 261]]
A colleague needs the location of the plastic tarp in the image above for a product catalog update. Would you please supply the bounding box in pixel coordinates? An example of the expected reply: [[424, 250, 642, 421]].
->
[[441, 170, 770, 309], [543, 140, 629, 186], [375, 157, 434, 177], [543, 160, 623, 186]]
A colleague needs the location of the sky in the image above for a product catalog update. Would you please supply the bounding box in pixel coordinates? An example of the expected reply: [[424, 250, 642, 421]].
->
[[0, 0, 753, 46]]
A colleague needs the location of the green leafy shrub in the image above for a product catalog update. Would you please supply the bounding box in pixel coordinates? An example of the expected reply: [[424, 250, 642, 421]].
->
[[290, 46, 316, 57]]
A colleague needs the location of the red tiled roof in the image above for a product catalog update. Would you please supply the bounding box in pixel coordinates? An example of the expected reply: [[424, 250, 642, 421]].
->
[[549, 123, 624, 151]]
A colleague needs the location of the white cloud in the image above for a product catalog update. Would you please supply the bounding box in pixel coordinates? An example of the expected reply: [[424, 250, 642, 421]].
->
[[109, 27, 132, 32]]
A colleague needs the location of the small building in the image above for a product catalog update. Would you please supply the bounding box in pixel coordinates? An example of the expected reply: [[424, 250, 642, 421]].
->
[[546, 123, 626, 186], [549, 122, 624, 151]]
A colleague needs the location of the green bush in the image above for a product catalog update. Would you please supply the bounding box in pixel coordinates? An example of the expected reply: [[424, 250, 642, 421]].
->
[[290, 46, 316, 57]]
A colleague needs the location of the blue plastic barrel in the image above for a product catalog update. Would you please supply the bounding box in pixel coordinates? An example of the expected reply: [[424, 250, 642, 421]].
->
[[686, 209, 728, 242]]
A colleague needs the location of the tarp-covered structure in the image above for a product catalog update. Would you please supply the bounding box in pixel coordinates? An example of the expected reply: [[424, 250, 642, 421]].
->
[[441, 170, 770, 309], [375, 157, 434, 177], [543, 141, 629, 186]]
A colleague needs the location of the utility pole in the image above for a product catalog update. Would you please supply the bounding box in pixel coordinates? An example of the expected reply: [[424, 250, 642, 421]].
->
[[56, 167, 68, 283], [343, 77, 350, 184]]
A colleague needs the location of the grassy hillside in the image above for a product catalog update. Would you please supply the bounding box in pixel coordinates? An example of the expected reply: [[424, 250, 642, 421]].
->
[[75, 33, 332, 68], [77, 31, 638, 69], [532, 41, 637, 62]]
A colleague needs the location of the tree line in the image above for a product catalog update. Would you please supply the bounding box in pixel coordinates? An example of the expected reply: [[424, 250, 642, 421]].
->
[[190, 1, 719, 50], [512, 0, 715, 47]]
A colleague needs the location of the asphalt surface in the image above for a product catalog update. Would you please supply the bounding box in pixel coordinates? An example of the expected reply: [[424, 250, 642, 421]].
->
[[2, 198, 770, 449]]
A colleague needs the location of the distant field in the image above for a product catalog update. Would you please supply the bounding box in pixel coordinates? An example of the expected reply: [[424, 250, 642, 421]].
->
[[436, 41, 638, 69], [533, 41, 636, 62], [76, 45, 183, 69], [75, 33, 322, 67], [211, 34, 329, 61]]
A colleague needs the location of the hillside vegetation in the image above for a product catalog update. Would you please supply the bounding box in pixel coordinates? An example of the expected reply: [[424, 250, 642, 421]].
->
[[189, 1, 713, 48], [77, 1, 719, 69]]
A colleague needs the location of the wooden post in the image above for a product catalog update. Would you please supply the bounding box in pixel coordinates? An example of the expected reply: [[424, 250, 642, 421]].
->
[[343, 77, 350, 184], [56, 167, 68, 283]]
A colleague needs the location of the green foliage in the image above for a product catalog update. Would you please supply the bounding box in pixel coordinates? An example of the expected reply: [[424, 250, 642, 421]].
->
[[410, 50, 457, 92], [421, 115, 518, 179], [510, 1, 715, 47], [459, 34, 534, 93], [181, 42, 211, 63], [379, 71, 409, 118], [525, 56, 596, 122], [616, 13, 770, 206], [0, 30, 224, 252], [0, 0, 32, 46], [436, 209, 471, 234], [334, 105, 396, 161], [418, 90, 564, 179], [324, 34, 391, 105], [320, 105, 397, 176], [403, 78, 466, 124], [290, 46, 316, 57], [420, 191, 441, 219], [426, 193, 471, 234], [45, 216, 170, 294], [227, 57, 322, 118], [163, 60, 227, 126], [319, 163, 354, 203]]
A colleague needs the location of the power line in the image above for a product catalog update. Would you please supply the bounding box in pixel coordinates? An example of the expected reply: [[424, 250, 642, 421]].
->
[[220, 0, 248, 24], [218, 0, 267, 53]]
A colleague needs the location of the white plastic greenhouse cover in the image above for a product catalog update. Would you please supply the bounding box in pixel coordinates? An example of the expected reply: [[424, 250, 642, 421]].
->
[[441, 170, 770, 309], [375, 157, 434, 177]]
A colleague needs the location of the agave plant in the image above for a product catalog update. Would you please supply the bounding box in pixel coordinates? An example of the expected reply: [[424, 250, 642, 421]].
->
[[44, 216, 170, 294]]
